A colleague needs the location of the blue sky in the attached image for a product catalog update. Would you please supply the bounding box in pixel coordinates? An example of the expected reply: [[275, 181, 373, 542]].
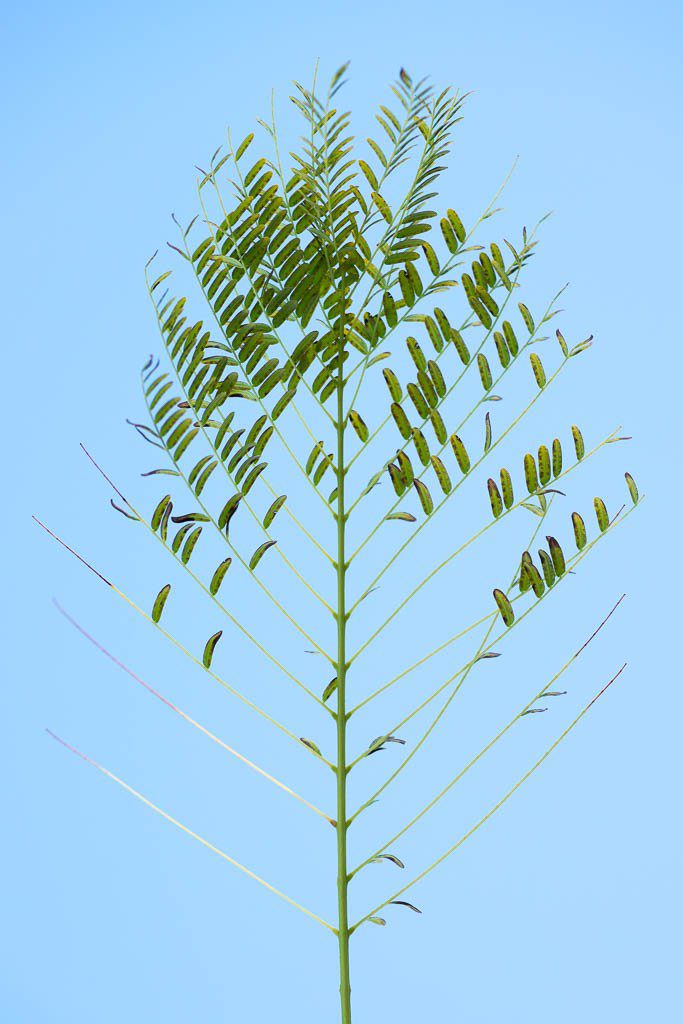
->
[[4, 1, 682, 1021]]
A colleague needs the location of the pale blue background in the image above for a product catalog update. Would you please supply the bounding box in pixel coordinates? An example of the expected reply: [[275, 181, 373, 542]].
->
[[4, 2, 681, 1021]]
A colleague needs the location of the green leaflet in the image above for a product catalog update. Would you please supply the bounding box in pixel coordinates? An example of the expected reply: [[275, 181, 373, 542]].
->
[[235, 132, 254, 161], [500, 467, 514, 508], [300, 737, 322, 757], [427, 360, 446, 398], [181, 526, 202, 564], [272, 388, 296, 420], [572, 424, 585, 460], [556, 328, 569, 356], [524, 453, 539, 493], [488, 478, 503, 518], [391, 402, 412, 439], [538, 445, 551, 486], [209, 557, 232, 595], [313, 454, 333, 486], [407, 382, 429, 419], [625, 472, 639, 504], [423, 316, 443, 353], [594, 496, 609, 532], [159, 499, 173, 542], [383, 291, 398, 328], [572, 511, 587, 550], [151, 494, 172, 532], [349, 409, 369, 442], [263, 495, 287, 528], [386, 512, 416, 522], [416, 369, 438, 408], [371, 190, 392, 224], [493, 588, 514, 626], [503, 320, 519, 357], [552, 438, 563, 476], [249, 539, 277, 570], [202, 630, 223, 669], [446, 208, 466, 243], [530, 352, 546, 388], [547, 535, 566, 576], [306, 440, 325, 476], [242, 461, 267, 494], [421, 242, 440, 275], [476, 285, 499, 318], [407, 336, 426, 371], [519, 302, 535, 333], [412, 427, 431, 466], [538, 548, 556, 587], [429, 408, 447, 445], [171, 521, 194, 553], [431, 456, 452, 494], [396, 450, 414, 485], [451, 433, 470, 473], [440, 217, 458, 254], [494, 330, 510, 368], [322, 677, 338, 703], [413, 479, 434, 515], [194, 460, 217, 496], [398, 269, 415, 306], [218, 494, 241, 531], [152, 583, 171, 623], [388, 463, 406, 496], [359, 160, 378, 189], [478, 354, 493, 391], [451, 328, 470, 365]]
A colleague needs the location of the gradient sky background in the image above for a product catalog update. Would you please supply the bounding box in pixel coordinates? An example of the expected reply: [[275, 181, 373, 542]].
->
[[4, 2, 682, 1021]]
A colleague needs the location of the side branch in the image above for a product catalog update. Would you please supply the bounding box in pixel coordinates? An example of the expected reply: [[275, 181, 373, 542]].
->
[[33, 517, 332, 763], [350, 594, 625, 874], [47, 730, 335, 932], [55, 600, 335, 826], [350, 662, 627, 933]]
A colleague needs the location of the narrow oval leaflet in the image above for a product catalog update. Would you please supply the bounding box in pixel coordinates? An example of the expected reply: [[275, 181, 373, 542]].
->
[[181, 525, 202, 564], [572, 424, 585, 460], [572, 511, 588, 550], [493, 588, 515, 626], [552, 438, 563, 476], [519, 302, 535, 333], [594, 496, 609, 532], [151, 494, 172, 533], [625, 471, 639, 504], [249, 539, 277, 571], [451, 434, 471, 473], [530, 352, 546, 388], [413, 479, 434, 515], [391, 402, 412, 439], [263, 494, 287, 528], [202, 630, 223, 669], [151, 583, 171, 623], [322, 677, 338, 703], [524, 453, 539, 493], [547, 535, 567, 576], [349, 409, 369, 442], [538, 444, 551, 486], [488, 478, 503, 518], [209, 557, 232, 596]]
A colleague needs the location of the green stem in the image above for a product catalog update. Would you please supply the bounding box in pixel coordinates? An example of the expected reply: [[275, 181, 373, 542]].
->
[[335, 335, 352, 1023]]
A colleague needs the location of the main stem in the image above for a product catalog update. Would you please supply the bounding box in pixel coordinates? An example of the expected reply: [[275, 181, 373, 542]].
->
[[335, 359, 352, 1022]]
